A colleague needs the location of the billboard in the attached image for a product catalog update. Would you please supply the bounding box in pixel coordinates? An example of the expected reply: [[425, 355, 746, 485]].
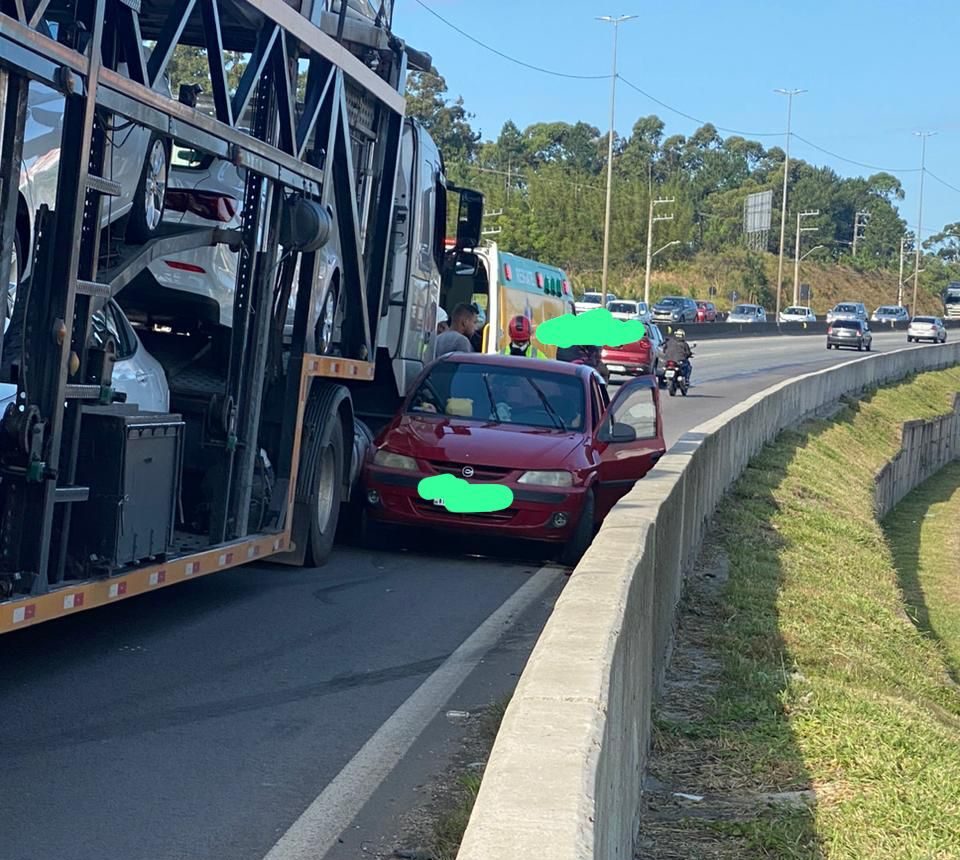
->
[[743, 190, 773, 252]]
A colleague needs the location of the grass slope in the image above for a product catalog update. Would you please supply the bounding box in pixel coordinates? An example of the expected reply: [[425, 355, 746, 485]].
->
[[646, 366, 960, 859]]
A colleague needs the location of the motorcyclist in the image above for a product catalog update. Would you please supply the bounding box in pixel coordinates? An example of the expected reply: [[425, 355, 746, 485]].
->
[[662, 328, 693, 384]]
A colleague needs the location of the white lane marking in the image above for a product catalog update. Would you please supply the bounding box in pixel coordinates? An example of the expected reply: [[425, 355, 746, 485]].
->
[[261, 563, 563, 860]]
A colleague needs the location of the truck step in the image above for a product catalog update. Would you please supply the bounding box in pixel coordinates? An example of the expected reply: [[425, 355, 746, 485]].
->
[[55, 486, 90, 504], [64, 384, 101, 400], [76, 279, 113, 298], [86, 174, 123, 198]]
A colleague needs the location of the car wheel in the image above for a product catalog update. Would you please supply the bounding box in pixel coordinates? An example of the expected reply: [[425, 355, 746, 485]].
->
[[6, 226, 22, 333], [127, 134, 169, 243], [315, 280, 340, 355], [559, 489, 595, 568]]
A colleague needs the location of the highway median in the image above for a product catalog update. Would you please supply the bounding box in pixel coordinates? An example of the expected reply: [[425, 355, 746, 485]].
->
[[457, 343, 960, 859]]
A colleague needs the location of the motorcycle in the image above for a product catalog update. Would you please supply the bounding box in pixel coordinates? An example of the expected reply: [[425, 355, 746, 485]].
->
[[663, 359, 689, 397]]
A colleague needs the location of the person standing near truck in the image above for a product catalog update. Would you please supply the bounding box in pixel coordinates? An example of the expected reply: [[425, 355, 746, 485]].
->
[[435, 303, 477, 354]]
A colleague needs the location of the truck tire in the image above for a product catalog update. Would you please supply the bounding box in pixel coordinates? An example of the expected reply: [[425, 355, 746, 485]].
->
[[302, 416, 344, 567]]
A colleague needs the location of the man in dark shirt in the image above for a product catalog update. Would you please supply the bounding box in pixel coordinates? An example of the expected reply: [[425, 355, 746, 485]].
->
[[662, 329, 693, 382]]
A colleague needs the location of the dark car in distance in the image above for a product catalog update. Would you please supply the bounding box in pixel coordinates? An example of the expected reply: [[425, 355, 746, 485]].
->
[[651, 296, 697, 324], [827, 319, 872, 351]]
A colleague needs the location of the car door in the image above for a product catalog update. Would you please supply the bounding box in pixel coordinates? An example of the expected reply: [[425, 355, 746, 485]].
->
[[592, 377, 666, 518]]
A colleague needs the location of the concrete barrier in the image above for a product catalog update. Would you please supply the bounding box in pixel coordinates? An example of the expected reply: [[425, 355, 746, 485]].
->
[[874, 393, 960, 517], [457, 342, 960, 860], [666, 319, 960, 341]]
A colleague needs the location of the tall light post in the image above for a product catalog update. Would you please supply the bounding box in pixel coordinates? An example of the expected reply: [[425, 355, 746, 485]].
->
[[793, 210, 819, 306], [774, 88, 806, 321], [912, 131, 935, 316], [597, 14, 636, 305], [898, 234, 907, 307]]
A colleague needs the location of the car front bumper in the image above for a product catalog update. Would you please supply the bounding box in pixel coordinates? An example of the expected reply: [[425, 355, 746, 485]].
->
[[363, 468, 586, 542]]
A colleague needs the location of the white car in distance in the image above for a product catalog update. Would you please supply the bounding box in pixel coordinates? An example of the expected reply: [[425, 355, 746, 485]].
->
[[607, 300, 650, 322], [779, 306, 816, 323], [574, 291, 617, 315]]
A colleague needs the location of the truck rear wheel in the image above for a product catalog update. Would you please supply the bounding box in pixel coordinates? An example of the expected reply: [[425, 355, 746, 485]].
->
[[305, 417, 344, 567]]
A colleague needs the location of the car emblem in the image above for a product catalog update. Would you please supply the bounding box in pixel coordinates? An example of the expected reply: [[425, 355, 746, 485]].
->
[[461, 466, 475, 478]]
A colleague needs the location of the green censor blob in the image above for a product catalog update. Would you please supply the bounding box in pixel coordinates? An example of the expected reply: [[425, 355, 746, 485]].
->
[[535, 308, 646, 348], [417, 473, 514, 514]]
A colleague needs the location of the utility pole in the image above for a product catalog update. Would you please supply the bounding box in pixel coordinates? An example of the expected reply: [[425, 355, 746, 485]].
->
[[774, 88, 806, 322], [852, 210, 869, 256], [793, 210, 819, 306], [643, 196, 675, 306], [912, 131, 935, 316], [597, 15, 636, 306], [897, 234, 906, 307]]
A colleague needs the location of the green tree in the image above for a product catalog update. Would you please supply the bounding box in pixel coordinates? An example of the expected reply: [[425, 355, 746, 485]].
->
[[405, 69, 480, 163]]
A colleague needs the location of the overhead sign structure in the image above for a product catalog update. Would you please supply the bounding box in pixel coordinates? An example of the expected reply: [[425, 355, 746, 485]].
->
[[744, 190, 773, 252]]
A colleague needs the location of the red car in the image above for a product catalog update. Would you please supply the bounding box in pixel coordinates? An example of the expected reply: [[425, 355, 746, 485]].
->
[[696, 301, 717, 322], [600, 325, 663, 377], [362, 353, 666, 564]]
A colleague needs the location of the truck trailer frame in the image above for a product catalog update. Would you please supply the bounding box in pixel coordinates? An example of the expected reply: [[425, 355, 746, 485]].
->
[[0, 0, 430, 632]]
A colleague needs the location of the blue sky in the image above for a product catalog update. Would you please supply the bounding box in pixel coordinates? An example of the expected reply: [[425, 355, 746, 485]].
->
[[396, 0, 960, 240]]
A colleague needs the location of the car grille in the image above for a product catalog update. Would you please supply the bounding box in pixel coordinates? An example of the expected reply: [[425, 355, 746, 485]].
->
[[413, 498, 517, 521], [427, 460, 514, 481]]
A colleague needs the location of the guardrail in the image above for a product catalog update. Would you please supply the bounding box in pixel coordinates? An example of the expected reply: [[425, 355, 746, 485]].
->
[[457, 342, 960, 860], [665, 318, 960, 341]]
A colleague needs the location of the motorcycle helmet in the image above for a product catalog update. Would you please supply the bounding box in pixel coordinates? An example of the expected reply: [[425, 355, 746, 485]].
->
[[675, 328, 686, 340], [508, 314, 532, 343]]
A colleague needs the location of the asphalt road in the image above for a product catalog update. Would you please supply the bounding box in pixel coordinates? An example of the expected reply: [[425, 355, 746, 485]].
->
[[0, 328, 929, 860]]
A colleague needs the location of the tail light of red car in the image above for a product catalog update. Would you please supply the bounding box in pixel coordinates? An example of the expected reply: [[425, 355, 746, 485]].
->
[[165, 189, 239, 222]]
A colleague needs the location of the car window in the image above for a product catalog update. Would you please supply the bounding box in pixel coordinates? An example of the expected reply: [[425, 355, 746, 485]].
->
[[608, 302, 636, 314], [658, 297, 680, 306], [606, 386, 658, 440], [913, 317, 935, 323], [832, 320, 859, 329], [408, 362, 585, 430]]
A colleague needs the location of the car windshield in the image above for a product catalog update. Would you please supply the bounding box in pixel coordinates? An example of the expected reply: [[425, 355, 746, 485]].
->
[[657, 297, 680, 306], [913, 317, 935, 324], [608, 302, 637, 314], [835, 304, 857, 312], [832, 320, 860, 329], [580, 294, 601, 305], [877, 307, 898, 314], [407, 362, 586, 431], [946, 295, 960, 304], [784, 307, 805, 314], [733, 305, 755, 314]]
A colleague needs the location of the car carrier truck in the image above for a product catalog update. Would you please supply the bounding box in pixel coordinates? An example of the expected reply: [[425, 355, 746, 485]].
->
[[0, 0, 482, 632]]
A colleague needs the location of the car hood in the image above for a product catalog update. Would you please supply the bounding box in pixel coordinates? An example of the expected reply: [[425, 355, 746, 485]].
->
[[378, 414, 586, 469]]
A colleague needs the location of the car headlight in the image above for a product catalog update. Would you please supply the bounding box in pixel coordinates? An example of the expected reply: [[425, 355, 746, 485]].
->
[[517, 470, 574, 487], [373, 449, 417, 471]]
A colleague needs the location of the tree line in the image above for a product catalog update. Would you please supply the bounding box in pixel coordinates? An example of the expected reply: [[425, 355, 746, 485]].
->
[[406, 69, 960, 302]]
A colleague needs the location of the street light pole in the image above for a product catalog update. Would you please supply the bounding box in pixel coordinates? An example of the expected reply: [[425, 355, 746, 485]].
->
[[774, 88, 806, 321], [598, 15, 636, 306], [912, 131, 935, 316], [793, 210, 819, 306], [898, 234, 906, 307]]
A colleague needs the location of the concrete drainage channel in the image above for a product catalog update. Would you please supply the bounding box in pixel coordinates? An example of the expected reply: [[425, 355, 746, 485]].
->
[[456, 342, 960, 860]]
